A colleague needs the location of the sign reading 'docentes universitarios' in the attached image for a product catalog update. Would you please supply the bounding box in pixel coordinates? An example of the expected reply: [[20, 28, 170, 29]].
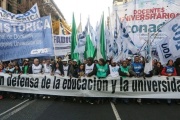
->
[[0, 73, 180, 98], [0, 3, 40, 22], [0, 16, 54, 61], [112, 0, 180, 47]]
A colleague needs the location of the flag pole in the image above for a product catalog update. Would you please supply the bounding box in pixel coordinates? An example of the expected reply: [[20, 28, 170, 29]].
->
[[49, 13, 57, 61]]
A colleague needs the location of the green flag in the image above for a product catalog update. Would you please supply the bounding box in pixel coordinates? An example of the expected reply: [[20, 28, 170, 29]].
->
[[84, 35, 96, 59], [71, 13, 79, 61], [100, 13, 106, 60]]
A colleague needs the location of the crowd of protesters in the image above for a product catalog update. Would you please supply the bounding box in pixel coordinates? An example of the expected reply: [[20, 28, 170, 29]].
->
[[0, 55, 180, 105]]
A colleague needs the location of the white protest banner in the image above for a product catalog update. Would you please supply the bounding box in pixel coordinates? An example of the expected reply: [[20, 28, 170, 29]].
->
[[160, 15, 180, 57], [53, 35, 71, 56], [157, 37, 177, 65], [112, 0, 180, 47], [0, 3, 40, 22], [1, 73, 180, 98]]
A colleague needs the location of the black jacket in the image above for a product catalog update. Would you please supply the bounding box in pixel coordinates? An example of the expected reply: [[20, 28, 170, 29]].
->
[[67, 64, 79, 78]]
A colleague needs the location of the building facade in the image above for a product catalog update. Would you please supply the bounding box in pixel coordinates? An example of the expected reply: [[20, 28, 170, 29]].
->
[[0, 0, 71, 34]]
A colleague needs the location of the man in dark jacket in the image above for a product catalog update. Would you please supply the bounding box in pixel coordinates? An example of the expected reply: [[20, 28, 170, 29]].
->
[[67, 59, 79, 78], [56, 57, 64, 76]]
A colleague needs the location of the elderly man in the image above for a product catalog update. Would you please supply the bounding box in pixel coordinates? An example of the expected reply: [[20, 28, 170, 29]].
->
[[29, 58, 43, 74], [28, 58, 43, 100]]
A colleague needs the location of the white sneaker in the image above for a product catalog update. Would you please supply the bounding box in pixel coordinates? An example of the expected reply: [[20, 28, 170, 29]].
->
[[42, 96, 46, 99]]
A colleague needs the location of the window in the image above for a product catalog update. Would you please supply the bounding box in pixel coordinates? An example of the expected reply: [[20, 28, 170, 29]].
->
[[17, 0, 22, 4], [7, 4, 12, 12]]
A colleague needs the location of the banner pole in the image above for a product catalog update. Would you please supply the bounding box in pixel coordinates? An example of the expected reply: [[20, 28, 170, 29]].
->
[[49, 13, 57, 61]]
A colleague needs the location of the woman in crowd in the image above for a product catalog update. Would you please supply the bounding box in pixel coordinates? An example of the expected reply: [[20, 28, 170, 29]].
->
[[78, 63, 85, 78], [153, 62, 163, 75], [161, 60, 177, 105], [52, 62, 62, 76], [13, 64, 22, 74], [5, 63, 14, 74], [161, 60, 177, 76], [9, 64, 22, 99]]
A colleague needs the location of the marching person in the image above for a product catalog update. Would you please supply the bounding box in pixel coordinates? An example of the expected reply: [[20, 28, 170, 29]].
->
[[78, 63, 85, 78], [96, 58, 109, 78], [28, 58, 43, 74], [84, 57, 96, 104], [5, 63, 14, 74], [108, 60, 119, 104], [22, 59, 30, 74], [42, 59, 52, 99], [28, 58, 44, 100], [119, 60, 131, 78], [119, 60, 131, 104], [43, 59, 52, 75], [161, 60, 177, 76], [129, 56, 144, 105], [153, 62, 163, 76], [52, 62, 63, 76], [129, 56, 144, 77], [67, 59, 79, 78], [62, 58, 69, 76], [85, 57, 96, 77], [20, 59, 31, 99], [109, 61, 119, 78], [10, 64, 22, 99], [57, 57, 64, 75], [96, 58, 109, 104], [161, 59, 177, 105]]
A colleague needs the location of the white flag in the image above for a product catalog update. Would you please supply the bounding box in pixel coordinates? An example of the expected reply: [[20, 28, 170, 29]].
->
[[156, 37, 177, 65], [160, 15, 180, 57]]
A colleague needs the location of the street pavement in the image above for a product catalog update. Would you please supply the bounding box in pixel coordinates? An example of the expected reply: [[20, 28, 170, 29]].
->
[[0, 97, 180, 120]]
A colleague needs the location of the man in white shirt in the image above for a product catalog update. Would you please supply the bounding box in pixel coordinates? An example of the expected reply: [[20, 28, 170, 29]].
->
[[85, 57, 96, 77], [43, 59, 52, 75], [28, 58, 43, 100], [108, 61, 120, 78], [29, 58, 43, 74], [62, 58, 69, 76], [42, 59, 52, 99], [108, 61, 120, 104]]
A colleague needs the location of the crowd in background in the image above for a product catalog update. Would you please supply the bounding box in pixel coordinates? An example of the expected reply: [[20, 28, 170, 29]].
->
[[0, 55, 180, 105]]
